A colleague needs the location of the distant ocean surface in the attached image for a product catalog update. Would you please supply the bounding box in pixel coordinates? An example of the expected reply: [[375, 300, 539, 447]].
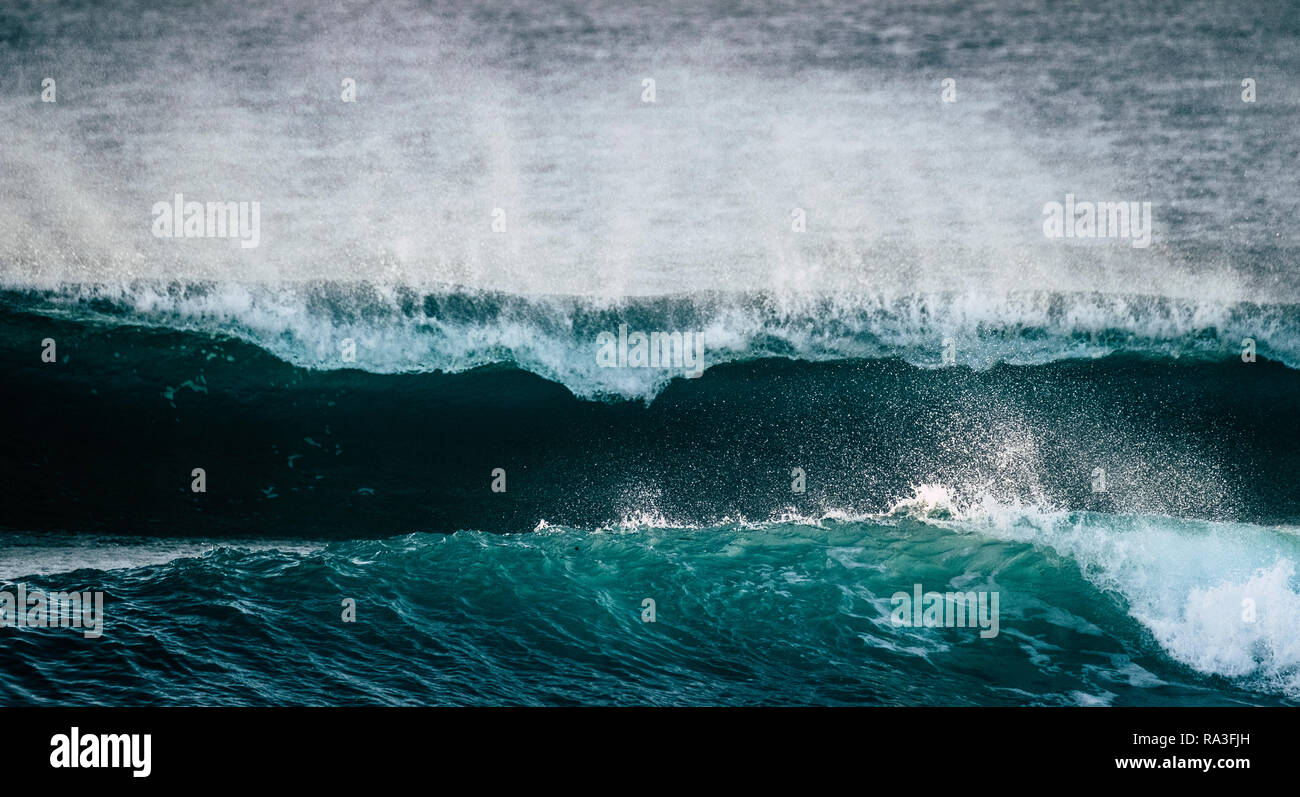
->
[[1, 0, 1299, 706]]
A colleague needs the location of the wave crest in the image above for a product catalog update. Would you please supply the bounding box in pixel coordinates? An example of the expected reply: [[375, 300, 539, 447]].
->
[[4, 281, 1299, 400]]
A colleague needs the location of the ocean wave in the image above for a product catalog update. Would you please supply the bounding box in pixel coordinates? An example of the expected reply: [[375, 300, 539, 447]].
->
[[2, 506, 1297, 705], [889, 486, 1300, 701], [4, 300, 1299, 537], [531, 482, 1300, 703], [2, 281, 1298, 400]]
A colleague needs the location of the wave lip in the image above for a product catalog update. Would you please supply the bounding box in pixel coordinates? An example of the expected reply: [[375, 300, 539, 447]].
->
[[3, 281, 1299, 400]]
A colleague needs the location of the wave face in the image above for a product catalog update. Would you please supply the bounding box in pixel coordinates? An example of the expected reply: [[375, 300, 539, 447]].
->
[[3, 287, 1300, 538], [1, 512, 1297, 706]]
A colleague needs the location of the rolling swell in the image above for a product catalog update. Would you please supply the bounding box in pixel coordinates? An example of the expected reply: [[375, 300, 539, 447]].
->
[[3, 520, 1296, 706], [2, 295, 1298, 538]]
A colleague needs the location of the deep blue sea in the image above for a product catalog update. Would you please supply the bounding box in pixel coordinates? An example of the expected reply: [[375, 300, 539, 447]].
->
[[1, 0, 1298, 706]]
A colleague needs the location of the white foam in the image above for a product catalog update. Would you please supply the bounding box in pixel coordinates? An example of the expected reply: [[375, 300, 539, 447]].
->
[[0, 534, 324, 581], [902, 485, 1300, 699], [8, 281, 1297, 401]]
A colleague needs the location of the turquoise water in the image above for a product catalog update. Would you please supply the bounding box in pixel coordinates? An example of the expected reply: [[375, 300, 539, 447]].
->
[[2, 506, 1296, 706]]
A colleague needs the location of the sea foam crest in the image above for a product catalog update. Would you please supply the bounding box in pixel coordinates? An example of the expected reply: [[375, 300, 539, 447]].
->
[[901, 486, 1300, 699], [4, 280, 1299, 400]]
